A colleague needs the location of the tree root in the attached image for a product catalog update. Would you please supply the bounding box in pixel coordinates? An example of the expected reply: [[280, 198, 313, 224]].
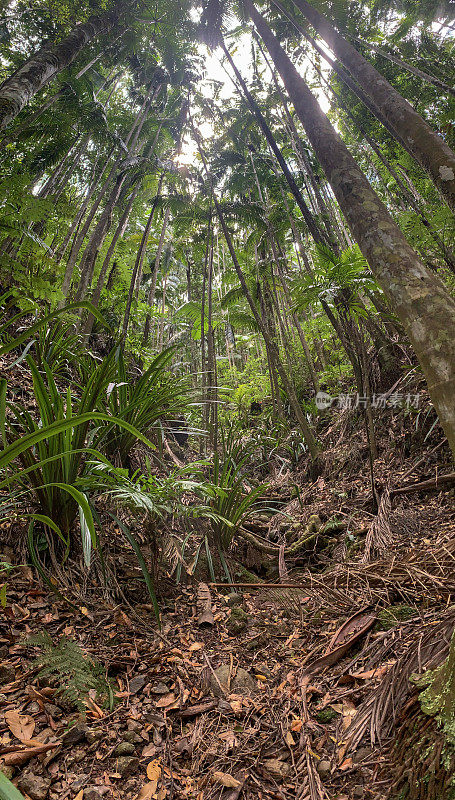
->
[[237, 514, 322, 556]]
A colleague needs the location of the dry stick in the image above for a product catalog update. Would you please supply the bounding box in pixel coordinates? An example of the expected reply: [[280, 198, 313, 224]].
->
[[391, 472, 455, 497]]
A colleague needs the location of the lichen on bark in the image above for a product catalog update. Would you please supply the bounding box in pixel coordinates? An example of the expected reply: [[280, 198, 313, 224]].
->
[[415, 628, 455, 745]]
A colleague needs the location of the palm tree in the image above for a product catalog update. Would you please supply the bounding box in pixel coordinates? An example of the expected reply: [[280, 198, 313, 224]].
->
[[0, 9, 121, 129], [279, 0, 455, 212], [241, 0, 455, 457]]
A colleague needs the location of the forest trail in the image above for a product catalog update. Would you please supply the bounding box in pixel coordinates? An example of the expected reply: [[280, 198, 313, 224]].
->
[[1, 385, 454, 799]]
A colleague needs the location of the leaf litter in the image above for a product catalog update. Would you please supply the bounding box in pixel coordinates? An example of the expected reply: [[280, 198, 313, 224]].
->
[[0, 426, 454, 799]]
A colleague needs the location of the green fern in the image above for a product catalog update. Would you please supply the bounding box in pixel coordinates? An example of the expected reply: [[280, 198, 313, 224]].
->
[[28, 632, 113, 715]]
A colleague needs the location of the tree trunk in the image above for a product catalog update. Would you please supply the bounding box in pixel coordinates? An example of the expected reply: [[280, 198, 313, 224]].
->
[[195, 129, 320, 459], [81, 188, 138, 334], [248, 0, 455, 456], [283, 0, 455, 212], [0, 11, 119, 129], [221, 39, 327, 247], [141, 201, 170, 346], [121, 188, 163, 343]]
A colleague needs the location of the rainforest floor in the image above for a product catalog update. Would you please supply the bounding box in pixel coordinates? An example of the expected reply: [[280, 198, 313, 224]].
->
[[1, 398, 455, 800]]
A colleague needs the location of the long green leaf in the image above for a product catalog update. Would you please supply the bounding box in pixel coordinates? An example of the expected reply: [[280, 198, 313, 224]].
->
[[0, 302, 110, 357], [109, 514, 160, 627], [0, 412, 156, 471], [0, 772, 27, 800]]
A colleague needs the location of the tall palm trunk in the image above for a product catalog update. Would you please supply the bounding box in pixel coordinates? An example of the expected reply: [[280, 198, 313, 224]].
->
[[0, 11, 120, 129], [221, 40, 327, 246], [141, 202, 170, 346], [248, 0, 455, 456], [60, 85, 156, 304], [73, 85, 160, 304], [280, 0, 455, 212], [81, 187, 139, 335], [194, 133, 319, 459]]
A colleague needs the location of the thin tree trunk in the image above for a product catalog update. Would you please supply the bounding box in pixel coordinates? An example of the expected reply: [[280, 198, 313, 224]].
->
[[194, 131, 319, 459], [221, 39, 328, 247], [141, 202, 170, 346], [73, 84, 161, 304], [81, 188, 138, 334], [248, 0, 455, 455]]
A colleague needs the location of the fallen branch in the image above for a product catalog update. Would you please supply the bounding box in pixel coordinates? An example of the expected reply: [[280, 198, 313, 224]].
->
[[391, 472, 455, 497], [236, 514, 322, 556], [0, 742, 59, 766]]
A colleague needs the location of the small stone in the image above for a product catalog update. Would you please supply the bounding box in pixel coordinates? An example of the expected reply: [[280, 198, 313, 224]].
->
[[86, 728, 103, 745], [151, 681, 169, 694], [227, 606, 248, 635], [127, 720, 142, 732], [253, 663, 272, 679], [226, 592, 243, 606], [115, 756, 139, 776], [129, 675, 146, 695], [17, 771, 52, 800], [0, 664, 15, 684], [353, 786, 364, 798], [209, 665, 256, 697], [353, 747, 374, 764], [123, 730, 142, 745], [27, 701, 41, 714], [317, 759, 331, 780], [263, 759, 291, 779], [62, 723, 87, 745], [84, 789, 104, 800], [114, 741, 136, 757]]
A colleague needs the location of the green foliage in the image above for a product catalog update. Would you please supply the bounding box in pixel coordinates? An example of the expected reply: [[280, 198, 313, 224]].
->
[[28, 632, 113, 715], [0, 772, 27, 800], [292, 244, 378, 315], [95, 347, 193, 466], [208, 424, 269, 550], [415, 628, 455, 746]]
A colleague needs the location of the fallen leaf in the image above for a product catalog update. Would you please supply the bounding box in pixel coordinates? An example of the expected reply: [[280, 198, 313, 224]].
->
[[155, 693, 176, 708], [74, 791, 84, 800], [5, 710, 35, 743], [137, 782, 158, 799], [147, 758, 162, 782], [339, 757, 353, 771], [212, 771, 241, 789]]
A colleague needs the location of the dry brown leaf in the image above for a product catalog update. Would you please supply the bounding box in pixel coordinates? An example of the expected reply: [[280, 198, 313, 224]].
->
[[350, 664, 393, 680], [74, 791, 84, 800], [212, 771, 241, 789], [339, 757, 353, 771], [155, 693, 176, 708], [5, 710, 35, 743], [137, 782, 158, 799], [146, 759, 162, 782]]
